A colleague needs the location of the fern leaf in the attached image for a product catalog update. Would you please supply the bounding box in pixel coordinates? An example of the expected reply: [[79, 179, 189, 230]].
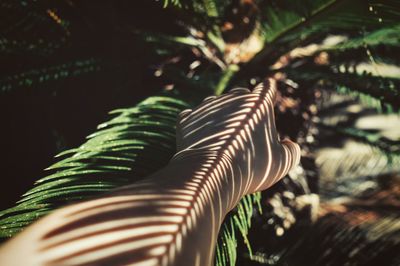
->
[[328, 24, 400, 51], [215, 193, 261, 266], [241, 0, 400, 78], [0, 95, 189, 239], [320, 124, 400, 159], [0, 58, 102, 94], [285, 65, 400, 112]]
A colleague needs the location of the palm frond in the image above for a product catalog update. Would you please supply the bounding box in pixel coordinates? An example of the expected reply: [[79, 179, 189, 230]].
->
[[285, 65, 400, 113], [334, 74, 399, 113], [317, 138, 400, 185], [0, 58, 101, 94], [238, 0, 400, 79], [278, 207, 400, 266], [216, 193, 262, 266], [315, 91, 400, 198], [158, 0, 230, 55], [0, 95, 189, 239], [263, 0, 399, 48], [0, 0, 70, 57], [327, 24, 400, 51], [161, 0, 183, 8], [335, 126, 400, 155]]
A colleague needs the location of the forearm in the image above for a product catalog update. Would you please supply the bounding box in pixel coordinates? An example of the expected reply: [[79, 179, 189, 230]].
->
[[0, 150, 242, 266]]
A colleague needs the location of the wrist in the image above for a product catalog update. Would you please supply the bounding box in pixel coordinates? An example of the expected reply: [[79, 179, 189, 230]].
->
[[170, 147, 244, 212]]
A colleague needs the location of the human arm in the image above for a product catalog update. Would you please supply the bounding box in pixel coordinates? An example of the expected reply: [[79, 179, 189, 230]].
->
[[0, 78, 300, 266]]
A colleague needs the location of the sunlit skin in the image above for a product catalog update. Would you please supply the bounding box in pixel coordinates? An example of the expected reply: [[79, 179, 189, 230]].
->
[[0, 78, 300, 266]]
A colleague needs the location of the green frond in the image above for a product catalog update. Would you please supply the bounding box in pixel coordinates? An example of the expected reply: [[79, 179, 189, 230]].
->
[[0, 95, 189, 239], [0, 58, 101, 93], [258, 0, 327, 43], [240, 0, 400, 78], [258, 0, 400, 45], [184, 0, 230, 19], [335, 85, 396, 114], [215, 64, 240, 95], [216, 193, 262, 266], [164, 0, 228, 53], [139, 31, 206, 49], [136, 30, 224, 64], [276, 210, 400, 265], [285, 66, 400, 113], [328, 24, 400, 51], [0, 0, 70, 56], [315, 91, 400, 198], [161, 0, 183, 8], [331, 73, 399, 112], [317, 142, 400, 198], [161, 0, 227, 16], [321, 124, 400, 161]]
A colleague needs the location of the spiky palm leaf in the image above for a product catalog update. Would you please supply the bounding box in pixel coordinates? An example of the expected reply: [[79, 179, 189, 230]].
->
[[0, 95, 190, 238]]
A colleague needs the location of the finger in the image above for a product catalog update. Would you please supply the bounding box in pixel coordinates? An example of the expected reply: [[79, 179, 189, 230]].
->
[[202, 95, 216, 103], [229, 87, 251, 94], [253, 78, 278, 104], [178, 109, 192, 121], [253, 138, 300, 192], [280, 139, 301, 177]]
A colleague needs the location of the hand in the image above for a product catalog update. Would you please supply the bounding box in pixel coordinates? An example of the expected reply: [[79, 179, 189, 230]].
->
[[175, 78, 301, 195]]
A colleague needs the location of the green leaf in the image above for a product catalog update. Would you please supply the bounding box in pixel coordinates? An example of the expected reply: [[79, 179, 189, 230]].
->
[[215, 193, 262, 266], [0, 95, 189, 239], [328, 24, 400, 50], [321, 124, 400, 158], [0, 58, 102, 93], [239, 0, 400, 79], [285, 65, 400, 113], [0, 0, 70, 56]]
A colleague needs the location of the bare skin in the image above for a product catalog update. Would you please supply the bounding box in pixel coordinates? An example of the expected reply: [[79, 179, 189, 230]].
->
[[0, 78, 300, 266]]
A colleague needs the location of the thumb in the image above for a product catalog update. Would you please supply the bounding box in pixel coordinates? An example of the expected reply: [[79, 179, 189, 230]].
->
[[280, 139, 301, 176]]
